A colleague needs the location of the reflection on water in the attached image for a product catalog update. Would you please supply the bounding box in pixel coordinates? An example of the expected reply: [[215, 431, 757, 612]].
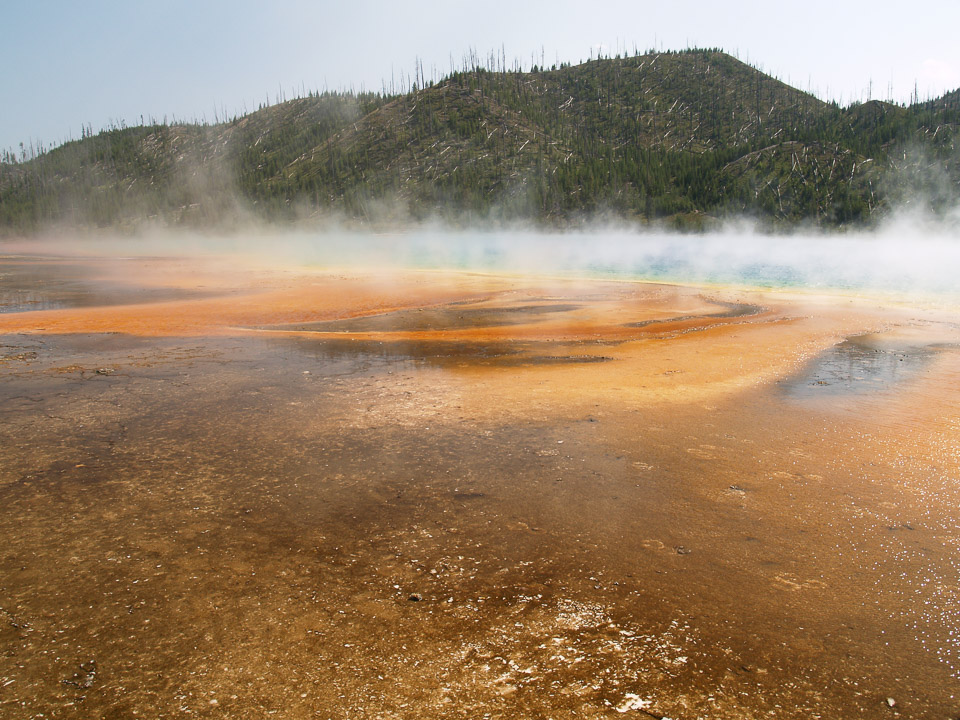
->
[[780, 334, 949, 398], [0, 262, 95, 312], [0, 288, 71, 313], [0, 260, 216, 313], [269, 303, 584, 334], [276, 336, 615, 369]]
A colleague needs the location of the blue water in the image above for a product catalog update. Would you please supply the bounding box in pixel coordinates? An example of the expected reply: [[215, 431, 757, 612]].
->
[[290, 229, 960, 299]]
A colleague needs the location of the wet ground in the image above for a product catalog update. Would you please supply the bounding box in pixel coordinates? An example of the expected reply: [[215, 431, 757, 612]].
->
[[780, 328, 960, 399], [0, 257, 219, 313], [2, 251, 960, 719]]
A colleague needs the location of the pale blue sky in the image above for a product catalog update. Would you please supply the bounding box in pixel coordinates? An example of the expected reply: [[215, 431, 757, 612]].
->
[[3, 0, 959, 155]]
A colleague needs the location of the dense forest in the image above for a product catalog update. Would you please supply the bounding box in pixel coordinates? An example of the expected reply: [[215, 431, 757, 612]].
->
[[1, 49, 959, 233]]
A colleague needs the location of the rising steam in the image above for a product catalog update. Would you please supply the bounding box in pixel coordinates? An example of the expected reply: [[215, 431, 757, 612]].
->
[[4, 209, 959, 303]]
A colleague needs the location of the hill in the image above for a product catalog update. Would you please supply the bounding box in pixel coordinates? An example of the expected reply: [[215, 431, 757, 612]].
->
[[1, 49, 959, 233]]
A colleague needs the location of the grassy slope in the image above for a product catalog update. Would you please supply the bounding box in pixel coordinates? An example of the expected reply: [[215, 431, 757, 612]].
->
[[1, 50, 958, 233]]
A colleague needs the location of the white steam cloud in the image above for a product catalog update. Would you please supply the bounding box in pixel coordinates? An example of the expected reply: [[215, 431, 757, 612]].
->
[[232, 216, 960, 301], [6, 212, 960, 303]]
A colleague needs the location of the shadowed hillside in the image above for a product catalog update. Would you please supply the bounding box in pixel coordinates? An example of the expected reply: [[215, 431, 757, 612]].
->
[[2, 49, 959, 233]]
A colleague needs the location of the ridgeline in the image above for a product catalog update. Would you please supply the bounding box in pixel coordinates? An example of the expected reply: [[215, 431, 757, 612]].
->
[[2, 49, 959, 233]]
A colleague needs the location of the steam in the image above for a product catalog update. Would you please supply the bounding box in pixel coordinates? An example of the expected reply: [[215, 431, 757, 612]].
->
[[4, 211, 959, 303], [222, 215, 960, 301]]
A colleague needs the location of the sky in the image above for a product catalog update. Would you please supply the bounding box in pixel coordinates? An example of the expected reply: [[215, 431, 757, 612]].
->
[[2, 0, 960, 156]]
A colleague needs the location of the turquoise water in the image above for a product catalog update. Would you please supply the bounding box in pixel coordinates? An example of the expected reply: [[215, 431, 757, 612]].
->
[[7, 227, 958, 301], [292, 229, 960, 299]]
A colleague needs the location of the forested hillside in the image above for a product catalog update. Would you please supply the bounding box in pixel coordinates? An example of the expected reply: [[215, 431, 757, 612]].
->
[[2, 49, 959, 233]]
